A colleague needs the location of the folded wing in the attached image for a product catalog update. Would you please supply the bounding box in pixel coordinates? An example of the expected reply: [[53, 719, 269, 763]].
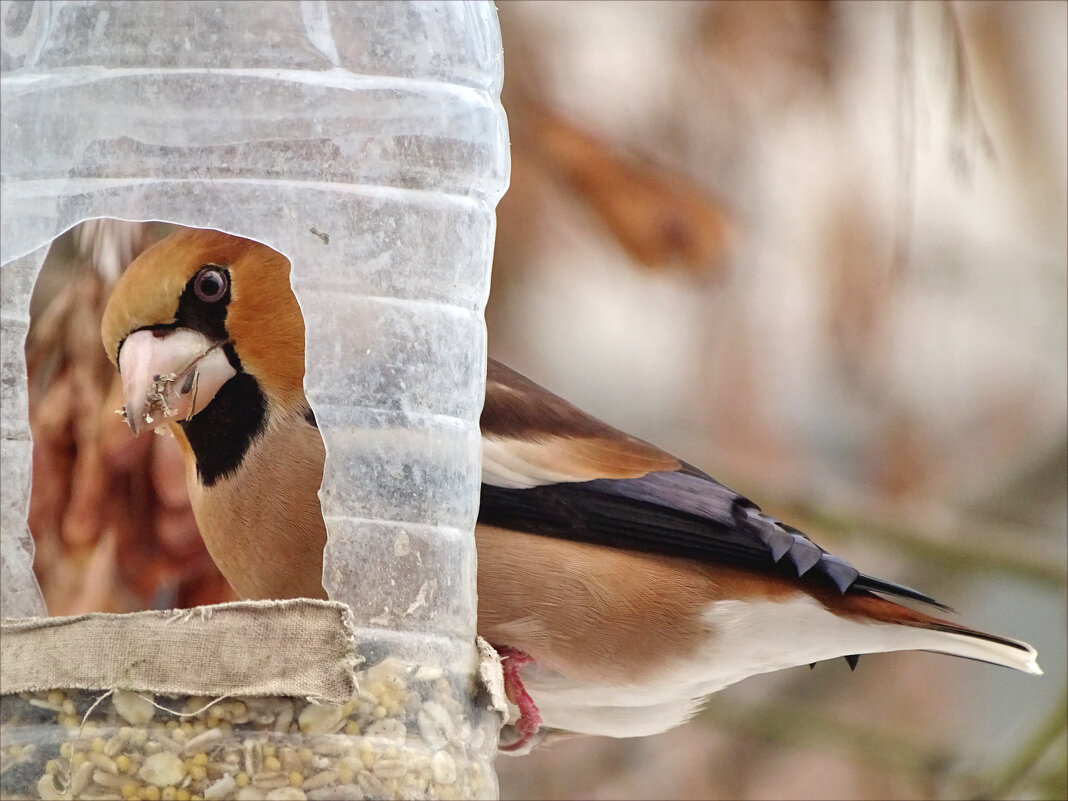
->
[[479, 359, 946, 608]]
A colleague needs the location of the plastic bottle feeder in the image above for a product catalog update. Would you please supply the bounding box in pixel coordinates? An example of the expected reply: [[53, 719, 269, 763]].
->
[[0, 3, 510, 799]]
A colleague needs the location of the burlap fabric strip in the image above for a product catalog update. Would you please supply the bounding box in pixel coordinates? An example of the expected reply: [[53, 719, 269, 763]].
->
[[0, 599, 359, 702]]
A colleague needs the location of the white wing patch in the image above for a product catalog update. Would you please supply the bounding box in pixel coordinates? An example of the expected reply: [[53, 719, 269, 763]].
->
[[482, 433, 679, 489], [482, 437, 601, 488]]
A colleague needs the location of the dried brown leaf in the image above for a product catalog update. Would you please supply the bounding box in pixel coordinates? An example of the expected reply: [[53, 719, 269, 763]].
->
[[520, 100, 733, 276]]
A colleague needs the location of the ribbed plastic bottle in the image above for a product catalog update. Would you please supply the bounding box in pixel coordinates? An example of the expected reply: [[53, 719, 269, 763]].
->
[[1, 0, 509, 790]]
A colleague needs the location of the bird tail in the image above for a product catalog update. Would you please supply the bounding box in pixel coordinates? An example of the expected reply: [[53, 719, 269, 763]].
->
[[910, 621, 1042, 675], [831, 588, 1042, 675]]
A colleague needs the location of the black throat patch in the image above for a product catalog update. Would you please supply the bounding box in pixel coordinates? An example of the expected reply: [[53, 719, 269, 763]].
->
[[179, 371, 268, 487]]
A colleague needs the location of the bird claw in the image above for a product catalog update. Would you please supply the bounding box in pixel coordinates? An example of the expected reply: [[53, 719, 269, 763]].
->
[[494, 645, 543, 753]]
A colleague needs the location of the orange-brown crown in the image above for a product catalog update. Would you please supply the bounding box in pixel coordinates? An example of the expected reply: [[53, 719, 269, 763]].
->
[[101, 227, 308, 411]]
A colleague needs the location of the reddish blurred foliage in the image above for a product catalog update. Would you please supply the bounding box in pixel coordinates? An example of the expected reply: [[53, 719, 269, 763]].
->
[[25, 233, 233, 616], [514, 96, 734, 277]]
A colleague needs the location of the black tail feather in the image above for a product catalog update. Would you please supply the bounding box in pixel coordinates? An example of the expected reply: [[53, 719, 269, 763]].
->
[[853, 574, 954, 612]]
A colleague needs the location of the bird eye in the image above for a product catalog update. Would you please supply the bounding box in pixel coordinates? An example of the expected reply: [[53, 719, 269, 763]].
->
[[193, 267, 229, 303]]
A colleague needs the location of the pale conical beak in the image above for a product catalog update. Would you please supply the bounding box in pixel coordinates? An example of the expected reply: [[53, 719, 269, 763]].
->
[[118, 328, 236, 436]]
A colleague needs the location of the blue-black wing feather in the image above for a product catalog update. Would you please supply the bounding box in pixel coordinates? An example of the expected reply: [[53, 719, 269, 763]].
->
[[478, 464, 949, 610]]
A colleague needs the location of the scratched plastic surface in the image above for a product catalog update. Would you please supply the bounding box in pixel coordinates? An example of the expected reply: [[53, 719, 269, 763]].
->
[[0, 1, 508, 794]]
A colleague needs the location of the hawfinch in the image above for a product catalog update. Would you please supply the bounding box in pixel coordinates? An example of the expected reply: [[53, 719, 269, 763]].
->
[[100, 227, 1041, 752]]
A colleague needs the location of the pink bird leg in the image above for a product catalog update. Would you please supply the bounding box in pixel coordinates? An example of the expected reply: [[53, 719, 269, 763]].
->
[[495, 644, 543, 752]]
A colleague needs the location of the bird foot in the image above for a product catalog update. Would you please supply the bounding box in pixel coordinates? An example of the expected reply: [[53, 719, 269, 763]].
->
[[494, 645, 543, 753]]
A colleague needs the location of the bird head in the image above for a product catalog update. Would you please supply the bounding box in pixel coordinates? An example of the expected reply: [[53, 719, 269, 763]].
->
[[101, 227, 308, 439]]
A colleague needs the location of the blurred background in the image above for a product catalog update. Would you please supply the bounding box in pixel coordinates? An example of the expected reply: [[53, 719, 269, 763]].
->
[[20, 2, 1066, 799]]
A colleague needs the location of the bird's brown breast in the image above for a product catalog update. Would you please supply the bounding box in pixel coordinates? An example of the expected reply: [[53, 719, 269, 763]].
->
[[177, 413, 329, 602]]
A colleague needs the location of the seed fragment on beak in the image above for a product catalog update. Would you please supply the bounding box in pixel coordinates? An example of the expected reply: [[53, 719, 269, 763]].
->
[[118, 329, 236, 435]]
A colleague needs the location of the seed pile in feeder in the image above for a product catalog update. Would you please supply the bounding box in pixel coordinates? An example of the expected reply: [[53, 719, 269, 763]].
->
[[0, 657, 496, 801]]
